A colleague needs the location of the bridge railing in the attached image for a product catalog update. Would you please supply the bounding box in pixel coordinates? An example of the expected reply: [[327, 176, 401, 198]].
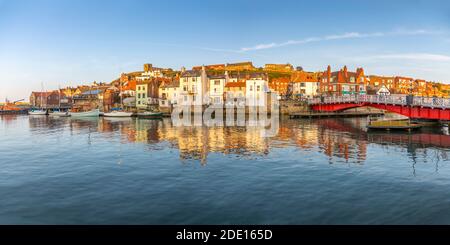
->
[[308, 95, 450, 109], [412, 96, 450, 108], [362, 95, 407, 105]]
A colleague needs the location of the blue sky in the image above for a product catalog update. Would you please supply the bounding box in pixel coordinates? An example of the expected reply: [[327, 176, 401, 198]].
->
[[1, 0, 450, 100]]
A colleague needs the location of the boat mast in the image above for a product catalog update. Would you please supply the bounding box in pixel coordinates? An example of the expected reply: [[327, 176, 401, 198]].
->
[[58, 85, 61, 110], [120, 80, 123, 109], [40, 82, 44, 110]]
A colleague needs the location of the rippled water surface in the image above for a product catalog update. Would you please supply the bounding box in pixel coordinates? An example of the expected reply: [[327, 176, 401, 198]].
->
[[0, 115, 449, 224]]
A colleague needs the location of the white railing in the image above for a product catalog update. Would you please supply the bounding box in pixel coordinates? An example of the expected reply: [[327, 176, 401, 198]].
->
[[308, 95, 450, 109]]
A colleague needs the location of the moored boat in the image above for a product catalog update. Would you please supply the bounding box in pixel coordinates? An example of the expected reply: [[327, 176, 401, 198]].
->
[[103, 110, 133, 117], [69, 109, 100, 117], [0, 100, 28, 115], [49, 111, 70, 117], [29, 83, 48, 115], [49, 87, 70, 117], [137, 111, 163, 119], [28, 109, 48, 115]]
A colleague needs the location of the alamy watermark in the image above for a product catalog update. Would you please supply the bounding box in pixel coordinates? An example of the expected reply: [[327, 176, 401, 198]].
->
[[170, 92, 280, 137]]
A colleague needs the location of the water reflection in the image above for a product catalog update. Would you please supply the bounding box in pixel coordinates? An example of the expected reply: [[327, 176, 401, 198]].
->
[[22, 115, 450, 166]]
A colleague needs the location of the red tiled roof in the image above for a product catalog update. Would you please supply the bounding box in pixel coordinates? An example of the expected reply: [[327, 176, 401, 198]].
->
[[225, 82, 246, 88]]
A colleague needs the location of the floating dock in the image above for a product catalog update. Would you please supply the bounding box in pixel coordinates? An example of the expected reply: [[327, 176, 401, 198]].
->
[[367, 120, 422, 131], [289, 111, 384, 119]]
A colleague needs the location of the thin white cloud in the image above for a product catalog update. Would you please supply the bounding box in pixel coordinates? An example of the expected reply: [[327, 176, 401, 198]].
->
[[239, 29, 441, 52], [351, 53, 450, 62]]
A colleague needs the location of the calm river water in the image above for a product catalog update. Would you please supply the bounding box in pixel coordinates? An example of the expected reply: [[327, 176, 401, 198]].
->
[[0, 114, 449, 224]]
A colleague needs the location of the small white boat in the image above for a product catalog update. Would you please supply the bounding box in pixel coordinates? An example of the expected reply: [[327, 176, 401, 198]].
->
[[70, 109, 100, 117], [137, 111, 163, 119], [103, 111, 133, 117], [28, 109, 47, 115], [49, 111, 70, 117]]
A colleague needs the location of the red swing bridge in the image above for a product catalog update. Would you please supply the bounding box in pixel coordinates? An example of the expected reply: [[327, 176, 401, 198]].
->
[[308, 95, 450, 121]]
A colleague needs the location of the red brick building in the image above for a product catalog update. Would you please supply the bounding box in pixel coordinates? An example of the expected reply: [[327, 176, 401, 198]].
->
[[320, 65, 367, 95]]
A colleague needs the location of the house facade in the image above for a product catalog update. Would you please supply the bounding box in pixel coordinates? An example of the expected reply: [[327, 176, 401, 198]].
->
[[291, 81, 319, 98], [246, 73, 270, 107], [178, 67, 209, 106], [289, 70, 320, 98], [135, 79, 162, 109], [394, 76, 414, 94], [72, 89, 105, 111], [30, 91, 69, 109], [224, 81, 246, 107], [159, 79, 180, 108], [367, 75, 395, 94], [321, 65, 367, 95], [208, 73, 228, 105]]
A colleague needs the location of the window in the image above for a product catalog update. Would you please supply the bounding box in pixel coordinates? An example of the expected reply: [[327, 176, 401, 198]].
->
[[300, 83, 306, 87], [192, 85, 196, 92], [214, 80, 220, 85], [250, 85, 253, 91], [138, 101, 141, 105], [184, 96, 188, 102], [193, 95, 196, 101], [257, 85, 260, 91], [214, 88, 217, 93], [138, 94, 141, 99], [192, 77, 197, 82], [183, 86, 187, 91]]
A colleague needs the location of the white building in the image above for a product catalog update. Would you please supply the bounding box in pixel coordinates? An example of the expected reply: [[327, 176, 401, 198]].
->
[[159, 80, 180, 108], [178, 67, 209, 106], [291, 81, 319, 98], [136, 64, 165, 81], [208, 72, 228, 105], [376, 85, 390, 96], [246, 74, 270, 107]]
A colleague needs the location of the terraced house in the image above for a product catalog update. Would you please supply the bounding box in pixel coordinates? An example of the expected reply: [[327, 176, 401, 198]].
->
[[246, 73, 270, 107], [208, 72, 229, 105], [321, 65, 367, 95], [135, 78, 163, 109], [178, 67, 209, 106], [289, 71, 320, 99], [367, 75, 395, 94], [393, 76, 414, 94], [159, 78, 180, 109]]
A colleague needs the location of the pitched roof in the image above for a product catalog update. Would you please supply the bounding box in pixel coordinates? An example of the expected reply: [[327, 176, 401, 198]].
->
[[208, 74, 226, 79], [225, 82, 246, 88], [160, 78, 180, 88], [31, 91, 58, 97]]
